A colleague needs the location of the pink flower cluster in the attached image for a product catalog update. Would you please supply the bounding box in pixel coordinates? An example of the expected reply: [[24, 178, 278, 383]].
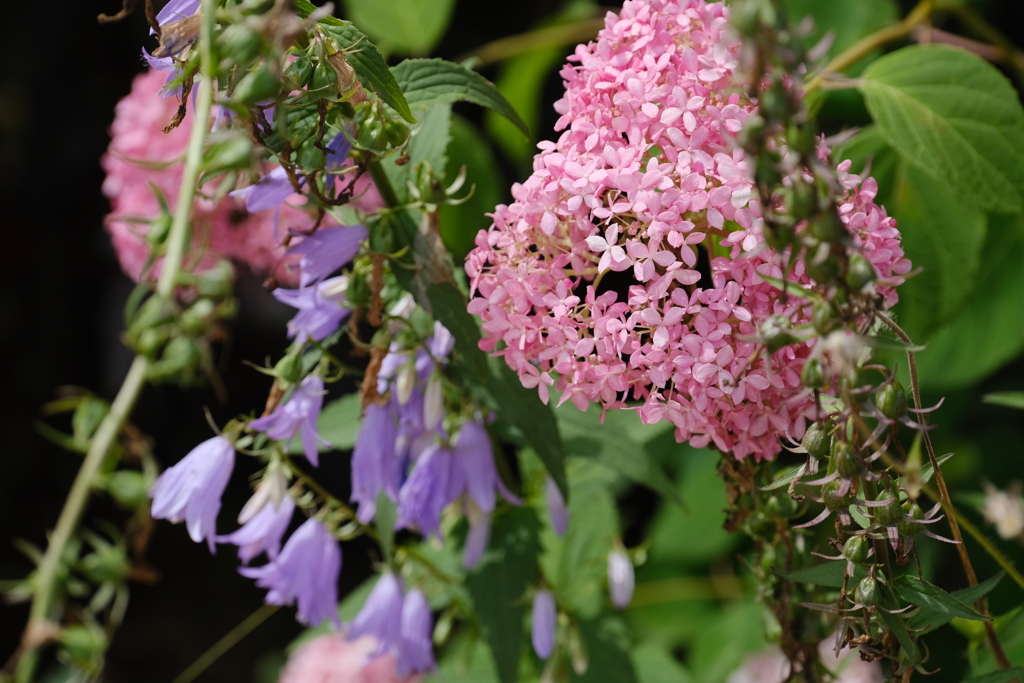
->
[[466, 0, 910, 460]]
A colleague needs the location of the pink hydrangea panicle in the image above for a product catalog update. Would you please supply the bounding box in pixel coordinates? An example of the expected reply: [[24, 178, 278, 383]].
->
[[278, 634, 423, 683], [466, 0, 909, 462]]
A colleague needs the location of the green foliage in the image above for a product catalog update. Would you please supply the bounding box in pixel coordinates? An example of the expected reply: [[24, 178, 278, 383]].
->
[[392, 59, 529, 136], [782, 0, 898, 55], [467, 507, 542, 683], [964, 669, 1024, 683], [632, 642, 694, 683], [306, 392, 361, 452], [893, 575, 990, 622], [688, 601, 765, 683], [984, 392, 1024, 409], [572, 617, 638, 683], [860, 45, 1024, 212], [342, 0, 455, 55], [908, 573, 1003, 635]]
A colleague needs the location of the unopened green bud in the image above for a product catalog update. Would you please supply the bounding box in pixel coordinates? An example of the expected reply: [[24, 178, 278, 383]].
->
[[811, 300, 836, 335], [805, 252, 840, 286], [135, 327, 167, 358], [801, 422, 832, 458], [195, 261, 234, 298], [784, 179, 815, 221], [285, 57, 314, 87], [899, 501, 925, 536], [156, 336, 202, 376], [823, 479, 856, 510], [274, 349, 305, 385], [801, 358, 824, 389], [59, 625, 107, 671], [765, 494, 797, 519], [786, 123, 816, 157], [846, 253, 876, 291], [105, 470, 150, 509], [132, 295, 175, 332], [181, 298, 216, 335], [843, 536, 870, 564], [202, 136, 253, 173], [384, 119, 411, 147], [855, 577, 878, 607], [759, 82, 790, 123], [876, 381, 908, 420], [833, 442, 862, 479], [234, 64, 281, 104], [80, 544, 129, 583], [72, 396, 110, 442], [873, 490, 903, 526], [219, 22, 263, 67], [346, 271, 370, 306]]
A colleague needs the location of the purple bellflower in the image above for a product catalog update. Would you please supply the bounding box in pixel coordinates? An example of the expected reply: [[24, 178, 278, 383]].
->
[[154, 0, 199, 27], [531, 591, 557, 660], [546, 476, 569, 536], [150, 436, 235, 552], [218, 495, 295, 564], [240, 517, 342, 628], [348, 572, 404, 655], [395, 443, 455, 539], [288, 225, 367, 287], [398, 589, 436, 676], [250, 375, 331, 466], [274, 275, 351, 343], [230, 166, 302, 214], [607, 549, 635, 609], [351, 403, 402, 524]]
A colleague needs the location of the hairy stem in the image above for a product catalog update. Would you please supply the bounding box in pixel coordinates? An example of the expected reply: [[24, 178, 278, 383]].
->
[[12, 3, 217, 681], [804, 0, 933, 94], [876, 311, 1012, 670], [169, 604, 279, 683]]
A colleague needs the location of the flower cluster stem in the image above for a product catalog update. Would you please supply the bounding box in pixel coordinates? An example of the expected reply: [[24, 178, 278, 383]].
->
[[11, 3, 217, 680]]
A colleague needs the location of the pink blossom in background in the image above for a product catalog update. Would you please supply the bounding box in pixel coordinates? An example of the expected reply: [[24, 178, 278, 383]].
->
[[278, 634, 423, 683], [727, 639, 884, 683], [466, 0, 911, 461]]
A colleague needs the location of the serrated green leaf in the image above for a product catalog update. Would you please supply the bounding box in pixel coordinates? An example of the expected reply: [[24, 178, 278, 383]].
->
[[888, 162, 987, 339], [908, 572, 1003, 634], [392, 59, 529, 136], [341, 0, 455, 55], [467, 507, 541, 683], [860, 45, 1024, 212], [894, 575, 990, 622], [984, 392, 1024, 410], [963, 668, 1024, 683], [320, 23, 415, 122], [914, 213, 1024, 389], [555, 403, 681, 506]]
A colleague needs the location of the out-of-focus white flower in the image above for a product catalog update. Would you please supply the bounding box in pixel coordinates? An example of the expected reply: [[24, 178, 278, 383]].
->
[[982, 483, 1024, 540]]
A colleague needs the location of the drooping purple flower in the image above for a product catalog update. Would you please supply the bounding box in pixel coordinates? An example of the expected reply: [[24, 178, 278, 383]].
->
[[607, 549, 635, 609], [218, 495, 295, 564], [154, 0, 199, 27], [325, 132, 353, 172], [348, 572, 404, 655], [250, 375, 331, 466], [531, 591, 557, 660], [150, 436, 235, 552], [463, 499, 491, 570], [396, 443, 456, 538], [397, 589, 435, 676], [239, 517, 341, 628], [273, 275, 351, 343], [288, 225, 367, 287], [351, 403, 402, 524], [546, 476, 568, 536], [230, 166, 304, 213]]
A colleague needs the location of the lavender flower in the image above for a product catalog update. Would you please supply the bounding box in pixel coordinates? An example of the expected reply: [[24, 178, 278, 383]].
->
[[396, 443, 455, 538], [324, 132, 353, 172], [218, 495, 295, 564], [463, 499, 491, 570], [274, 275, 351, 343], [546, 476, 568, 536], [239, 517, 341, 628], [230, 167, 303, 214], [607, 549, 635, 609], [351, 404, 401, 524], [397, 589, 435, 676], [288, 225, 367, 287], [250, 375, 330, 466], [149, 436, 235, 552], [531, 591, 557, 660], [154, 0, 199, 27], [348, 572, 404, 655]]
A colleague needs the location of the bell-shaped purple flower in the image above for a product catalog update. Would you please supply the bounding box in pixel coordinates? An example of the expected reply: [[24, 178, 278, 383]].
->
[[531, 591, 557, 660], [274, 275, 351, 343], [348, 572, 404, 655], [217, 495, 295, 564], [397, 588, 435, 676], [288, 225, 367, 287], [324, 132, 353, 172], [351, 403, 402, 524], [607, 549, 635, 609], [463, 498, 491, 570], [150, 436, 235, 552], [250, 375, 330, 466], [396, 443, 456, 539], [239, 517, 341, 628], [546, 476, 569, 536], [154, 0, 198, 27], [230, 166, 303, 214]]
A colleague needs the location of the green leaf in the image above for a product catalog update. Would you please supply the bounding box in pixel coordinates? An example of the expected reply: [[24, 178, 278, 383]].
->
[[555, 403, 681, 506], [427, 633, 501, 683], [689, 601, 765, 683], [380, 103, 453, 203], [341, 0, 455, 55], [305, 393, 361, 452], [914, 213, 1024, 389], [632, 642, 694, 683], [893, 575, 990, 622], [782, 562, 847, 589], [571, 617, 638, 683], [908, 572, 1003, 634], [832, 125, 900, 207], [782, 0, 899, 56], [876, 581, 920, 663], [918, 452, 955, 486], [374, 492, 396, 562], [760, 464, 806, 491], [320, 23, 416, 123], [440, 115, 503, 260], [984, 392, 1024, 410], [888, 162, 987, 339], [860, 44, 1024, 212], [392, 59, 529, 136], [963, 668, 1024, 683], [466, 507, 542, 683]]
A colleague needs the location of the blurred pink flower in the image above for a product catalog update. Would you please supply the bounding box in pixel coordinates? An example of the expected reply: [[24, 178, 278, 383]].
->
[[728, 639, 883, 683], [278, 634, 424, 683]]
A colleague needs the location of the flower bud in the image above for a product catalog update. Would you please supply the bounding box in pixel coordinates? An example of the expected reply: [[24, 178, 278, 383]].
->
[[876, 381, 908, 420], [801, 358, 824, 389], [202, 136, 253, 173], [607, 549, 634, 609], [899, 500, 925, 536], [843, 535, 870, 564], [423, 372, 444, 430], [104, 470, 151, 509], [873, 490, 903, 526], [385, 119, 411, 148], [531, 591, 557, 659], [760, 315, 797, 354], [765, 494, 797, 519], [811, 300, 836, 336], [195, 261, 234, 298], [234, 64, 281, 105], [545, 476, 568, 536], [854, 577, 878, 607], [832, 442, 862, 479], [274, 349, 305, 385], [801, 422, 831, 459], [845, 253, 876, 291], [218, 22, 263, 67], [822, 479, 857, 511], [396, 361, 416, 405], [58, 625, 107, 672], [181, 298, 216, 335], [80, 543, 129, 583]]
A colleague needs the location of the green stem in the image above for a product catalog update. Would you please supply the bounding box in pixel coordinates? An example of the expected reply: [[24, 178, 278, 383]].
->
[[804, 0, 933, 94], [168, 604, 279, 683], [13, 3, 217, 681]]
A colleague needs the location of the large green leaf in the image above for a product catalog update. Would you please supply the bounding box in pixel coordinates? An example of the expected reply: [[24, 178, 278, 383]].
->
[[295, 392, 360, 453], [783, 0, 898, 55], [466, 508, 542, 683], [689, 601, 765, 683], [860, 45, 1024, 212], [914, 213, 1024, 389], [392, 59, 529, 136], [908, 572, 1002, 634], [341, 0, 455, 55], [893, 575, 989, 622], [571, 617, 638, 683], [888, 162, 987, 340], [555, 403, 681, 505], [380, 103, 453, 203], [632, 642, 694, 683]]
